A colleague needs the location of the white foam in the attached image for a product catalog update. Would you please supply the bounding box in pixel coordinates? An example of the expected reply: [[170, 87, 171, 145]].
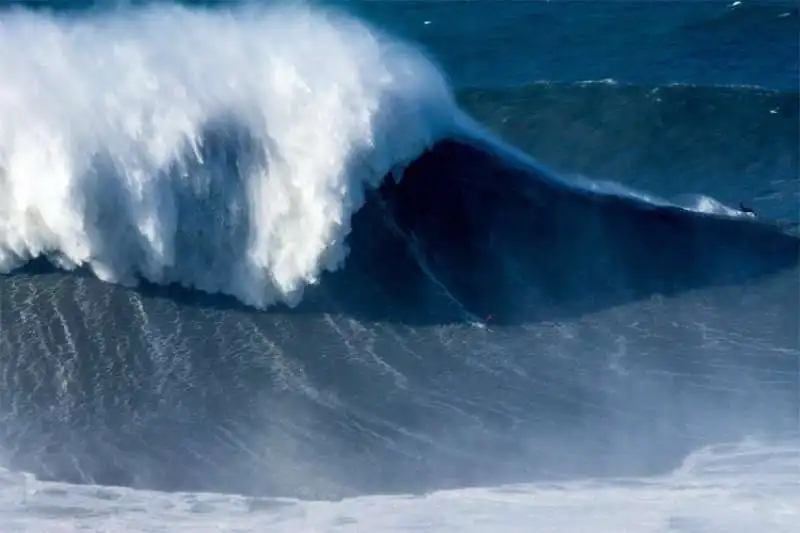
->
[[0, 4, 457, 307], [1, 440, 797, 532], [672, 193, 756, 218]]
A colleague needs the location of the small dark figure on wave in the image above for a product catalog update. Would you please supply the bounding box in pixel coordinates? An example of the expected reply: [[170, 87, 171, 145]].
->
[[738, 202, 757, 217]]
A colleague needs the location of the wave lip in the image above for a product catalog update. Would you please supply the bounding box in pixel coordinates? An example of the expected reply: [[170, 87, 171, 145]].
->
[[0, 4, 457, 307]]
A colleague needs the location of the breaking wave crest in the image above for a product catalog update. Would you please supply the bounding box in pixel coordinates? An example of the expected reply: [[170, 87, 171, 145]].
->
[[0, 4, 458, 308]]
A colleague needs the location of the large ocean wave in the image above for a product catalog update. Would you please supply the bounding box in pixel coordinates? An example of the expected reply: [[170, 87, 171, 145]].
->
[[1, 3, 798, 498], [2, 4, 795, 313]]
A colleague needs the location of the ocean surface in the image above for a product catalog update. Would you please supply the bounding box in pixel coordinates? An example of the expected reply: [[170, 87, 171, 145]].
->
[[0, 0, 798, 531]]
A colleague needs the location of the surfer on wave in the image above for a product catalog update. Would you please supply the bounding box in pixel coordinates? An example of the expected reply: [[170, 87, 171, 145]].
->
[[738, 202, 757, 217]]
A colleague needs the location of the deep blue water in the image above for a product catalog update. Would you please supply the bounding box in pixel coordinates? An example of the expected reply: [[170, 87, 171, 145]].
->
[[351, 0, 799, 90], [0, 0, 798, 499]]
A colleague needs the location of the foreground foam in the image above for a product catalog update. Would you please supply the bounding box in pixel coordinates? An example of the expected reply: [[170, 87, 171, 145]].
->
[[0, 4, 456, 307], [1, 440, 797, 532]]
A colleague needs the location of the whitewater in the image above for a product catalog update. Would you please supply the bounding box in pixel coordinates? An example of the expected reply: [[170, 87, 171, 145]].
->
[[1, 3, 798, 532], [0, 4, 458, 307], [2, 441, 799, 532]]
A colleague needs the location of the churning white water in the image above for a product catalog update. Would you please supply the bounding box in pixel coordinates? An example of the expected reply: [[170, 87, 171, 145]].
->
[[1, 440, 798, 533], [0, 4, 457, 308]]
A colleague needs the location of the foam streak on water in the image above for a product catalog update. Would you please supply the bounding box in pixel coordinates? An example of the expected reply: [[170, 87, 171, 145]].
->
[[0, 4, 456, 308]]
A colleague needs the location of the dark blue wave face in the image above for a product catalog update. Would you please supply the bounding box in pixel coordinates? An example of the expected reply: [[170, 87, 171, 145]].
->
[[372, 139, 799, 325]]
